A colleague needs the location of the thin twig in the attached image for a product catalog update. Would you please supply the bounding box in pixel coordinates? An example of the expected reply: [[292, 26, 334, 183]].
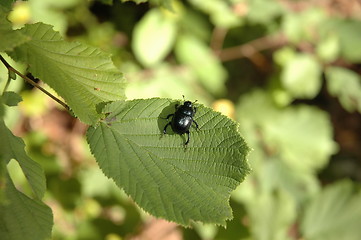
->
[[218, 33, 287, 62], [210, 27, 228, 55], [0, 54, 70, 111], [3, 74, 11, 93]]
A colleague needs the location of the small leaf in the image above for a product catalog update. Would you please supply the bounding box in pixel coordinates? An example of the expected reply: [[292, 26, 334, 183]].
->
[[0, 174, 53, 240], [282, 8, 326, 43], [121, 0, 148, 4], [281, 53, 322, 99], [1, 91, 22, 106], [8, 70, 16, 80], [0, 120, 46, 199], [86, 98, 250, 226], [263, 106, 337, 172], [0, 6, 29, 52], [0, 152, 5, 203], [237, 90, 337, 173], [121, 0, 173, 9], [248, 0, 284, 24], [301, 180, 361, 240], [132, 9, 177, 67], [335, 19, 361, 62], [95, 0, 113, 5], [316, 33, 339, 63], [175, 35, 227, 95], [0, 100, 4, 117], [325, 66, 361, 113], [189, 0, 241, 27], [0, 0, 15, 10], [234, 185, 297, 240], [11, 23, 126, 124]]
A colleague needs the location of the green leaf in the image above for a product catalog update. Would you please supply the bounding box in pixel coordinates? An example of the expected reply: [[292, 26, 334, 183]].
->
[[86, 98, 250, 226], [28, 0, 81, 34], [0, 152, 5, 203], [125, 63, 204, 100], [325, 67, 361, 113], [263, 106, 337, 172], [234, 184, 296, 240], [316, 33, 339, 63], [0, 0, 15, 10], [132, 9, 177, 67], [8, 70, 16, 80], [237, 90, 337, 173], [282, 8, 327, 43], [301, 180, 361, 240], [11, 23, 126, 124], [0, 99, 4, 117], [151, 0, 174, 10], [94, 0, 113, 5], [1, 91, 22, 106], [0, 174, 53, 240], [0, 120, 46, 199], [175, 35, 227, 95], [247, 0, 284, 24], [188, 0, 242, 27], [122, 0, 174, 10], [0, 6, 29, 52], [334, 20, 361, 62], [281, 53, 322, 99], [121, 0, 148, 4]]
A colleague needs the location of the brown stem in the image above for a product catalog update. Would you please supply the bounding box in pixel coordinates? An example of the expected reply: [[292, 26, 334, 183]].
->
[[218, 33, 287, 62], [210, 27, 228, 55], [0, 54, 70, 111]]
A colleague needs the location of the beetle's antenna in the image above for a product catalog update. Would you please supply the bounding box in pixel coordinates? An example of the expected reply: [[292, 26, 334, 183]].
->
[[194, 100, 198, 104], [182, 95, 185, 101]]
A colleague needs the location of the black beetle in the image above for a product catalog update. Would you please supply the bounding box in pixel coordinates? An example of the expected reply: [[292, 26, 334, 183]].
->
[[163, 98, 199, 146]]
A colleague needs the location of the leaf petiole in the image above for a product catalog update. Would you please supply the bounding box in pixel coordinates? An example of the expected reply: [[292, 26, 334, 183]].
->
[[0, 54, 70, 111]]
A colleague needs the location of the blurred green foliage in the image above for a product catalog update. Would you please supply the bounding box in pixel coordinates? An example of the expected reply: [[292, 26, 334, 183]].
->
[[1, 0, 361, 239]]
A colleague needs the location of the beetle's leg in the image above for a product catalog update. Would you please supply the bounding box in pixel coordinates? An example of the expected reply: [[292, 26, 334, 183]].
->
[[163, 122, 171, 134], [193, 120, 199, 130], [193, 106, 197, 114], [166, 113, 174, 120], [161, 114, 174, 120], [185, 131, 190, 145]]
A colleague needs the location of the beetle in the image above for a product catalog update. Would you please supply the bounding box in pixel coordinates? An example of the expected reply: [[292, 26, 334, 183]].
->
[[163, 98, 199, 146]]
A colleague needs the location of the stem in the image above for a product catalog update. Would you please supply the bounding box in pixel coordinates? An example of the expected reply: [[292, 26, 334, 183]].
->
[[218, 33, 287, 62], [210, 27, 228, 55], [3, 74, 11, 93], [0, 55, 70, 111]]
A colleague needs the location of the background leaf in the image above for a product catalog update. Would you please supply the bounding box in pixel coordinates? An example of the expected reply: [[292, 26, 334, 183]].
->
[[301, 180, 361, 240], [237, 90, 337, 173], [0, 174, 53, 240], [234, 184, 296, 240], [263, 106, 337, 172], [188, 0, 242, 27], [11, 23, 126, 124], [0, 6, 29, 52], [0, 120, 46, 199], [281, 53, 322, 99], [334, 20, 361, 62], [325, 66, 361, 113], [86, 98, 250, 226], [0, 0, 15, 10], [132, 8, 177, 67], [175, 34, 227, 95], [1, 91, 22, 106]]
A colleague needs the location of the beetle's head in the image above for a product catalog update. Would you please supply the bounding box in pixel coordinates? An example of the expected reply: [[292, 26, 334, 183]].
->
[[184, 101, 192, 107]]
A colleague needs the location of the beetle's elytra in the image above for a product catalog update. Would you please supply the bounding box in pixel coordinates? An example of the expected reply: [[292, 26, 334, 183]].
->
[[163, 98, 199, 146]]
